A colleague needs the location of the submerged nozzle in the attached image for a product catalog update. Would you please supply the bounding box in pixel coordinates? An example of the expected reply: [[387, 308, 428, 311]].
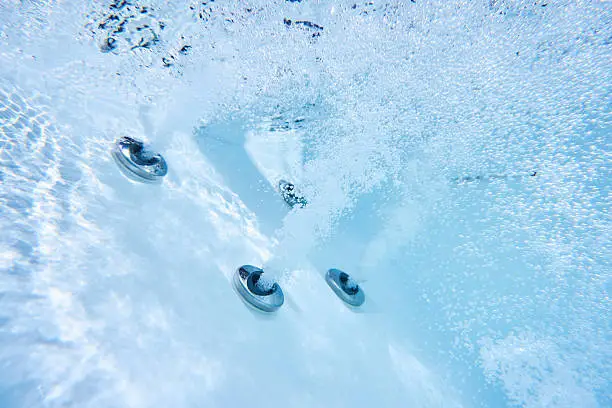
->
[[112, 136, 168, 183], [233, 265, 284, 312], [325, 268, 365, 307], [279, 179, 308, 208]]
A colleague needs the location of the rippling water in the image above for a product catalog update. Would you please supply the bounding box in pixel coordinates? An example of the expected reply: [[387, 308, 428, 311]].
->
[[1, 1, 610, 407]]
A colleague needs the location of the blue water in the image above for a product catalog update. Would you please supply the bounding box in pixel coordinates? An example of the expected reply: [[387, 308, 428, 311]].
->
[[1, 1, 610, 407]]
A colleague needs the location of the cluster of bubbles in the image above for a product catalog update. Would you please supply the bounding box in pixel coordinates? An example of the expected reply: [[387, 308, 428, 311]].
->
[[0, 0, 610, 407]]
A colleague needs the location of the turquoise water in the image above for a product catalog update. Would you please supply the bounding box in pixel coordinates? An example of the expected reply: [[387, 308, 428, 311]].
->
[[1, 1, 610, 407]]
